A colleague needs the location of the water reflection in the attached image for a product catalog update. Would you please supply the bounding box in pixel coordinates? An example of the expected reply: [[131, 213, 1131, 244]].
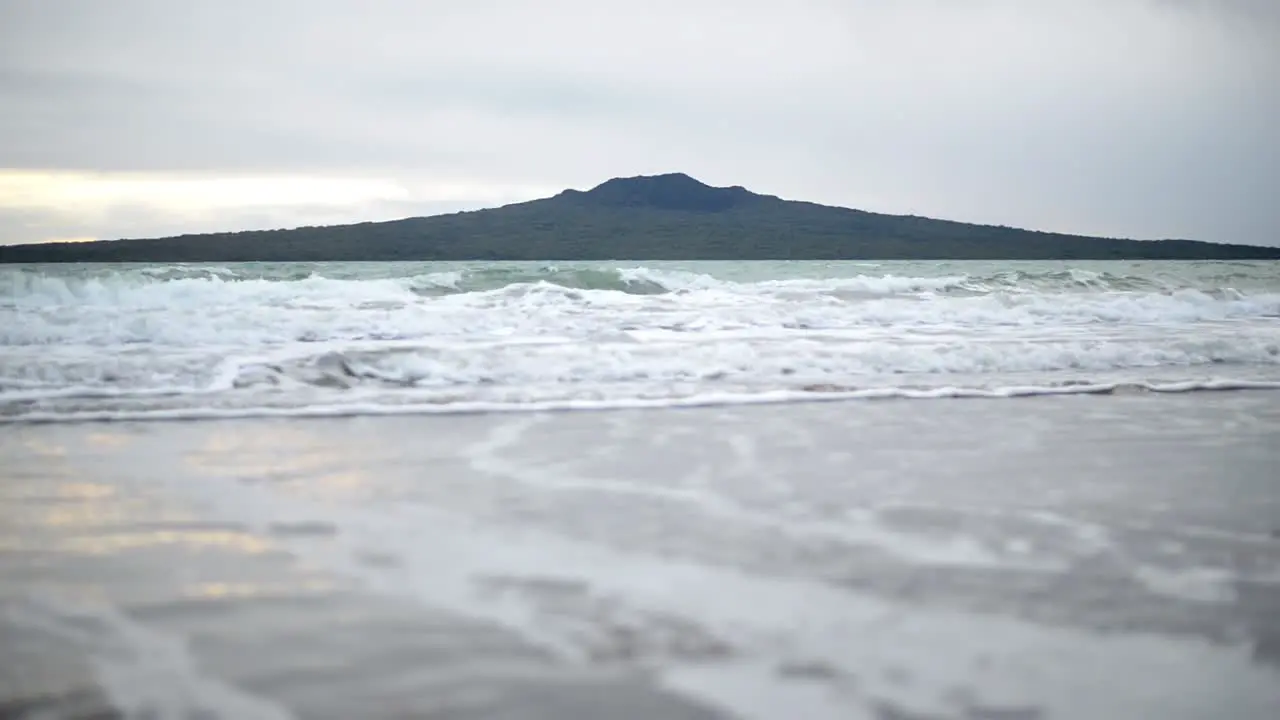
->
[[186, 422, 372, 502], [18, 434, 68, 458], [85, 431, 134, 449], [59, 530, 272, 557], [55, 482, 115, 501], [182, 577, 338, 600], [2, 425, 288, 606]]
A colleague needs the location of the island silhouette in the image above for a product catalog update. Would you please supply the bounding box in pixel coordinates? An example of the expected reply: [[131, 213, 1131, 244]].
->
[[4, 173, 1277, 261]]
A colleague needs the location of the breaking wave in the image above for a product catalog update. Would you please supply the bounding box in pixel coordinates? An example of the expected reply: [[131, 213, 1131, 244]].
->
[[5, 261, 1272, 300], [3, 260, 1278, 421]]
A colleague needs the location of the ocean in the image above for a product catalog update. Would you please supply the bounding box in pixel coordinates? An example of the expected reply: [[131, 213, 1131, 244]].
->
[[2, 260, 1279, 719], [2, 259, 1279, 421]]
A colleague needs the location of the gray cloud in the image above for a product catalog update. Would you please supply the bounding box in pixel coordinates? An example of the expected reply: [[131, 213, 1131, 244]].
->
[[1, 0, 1276, 245]]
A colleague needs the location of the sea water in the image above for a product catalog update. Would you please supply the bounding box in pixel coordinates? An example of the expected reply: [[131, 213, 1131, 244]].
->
[[3, 259, 1280, 719], [3, 259, 1279, 421]]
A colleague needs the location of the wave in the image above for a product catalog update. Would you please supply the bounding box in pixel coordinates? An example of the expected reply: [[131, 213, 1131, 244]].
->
[[410, 266, 674, 295], [5, 377, 1280, 424], [3, 282, 1277, 349], [5, 329, 1280, 417], [5, 261, 1277, 303], [233, 337, 1280, 391], [4, 260, 1278, 421]]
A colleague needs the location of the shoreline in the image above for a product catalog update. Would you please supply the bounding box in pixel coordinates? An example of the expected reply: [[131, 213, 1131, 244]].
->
[[6, 376, 1280, 426]]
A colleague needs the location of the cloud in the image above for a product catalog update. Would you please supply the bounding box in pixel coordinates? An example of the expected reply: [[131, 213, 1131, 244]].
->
[[0, 0, 1276, 245], [0, 170, 554, 244]]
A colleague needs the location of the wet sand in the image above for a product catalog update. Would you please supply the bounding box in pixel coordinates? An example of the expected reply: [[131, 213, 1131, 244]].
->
[[2, 392, 1279, 719]]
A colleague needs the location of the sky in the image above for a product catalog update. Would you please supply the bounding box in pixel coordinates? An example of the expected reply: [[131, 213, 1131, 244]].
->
[[0, 0, 1277, 246]]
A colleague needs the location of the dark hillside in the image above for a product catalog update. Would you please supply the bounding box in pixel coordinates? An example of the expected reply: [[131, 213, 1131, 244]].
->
[[4, 173, 1277, 262]]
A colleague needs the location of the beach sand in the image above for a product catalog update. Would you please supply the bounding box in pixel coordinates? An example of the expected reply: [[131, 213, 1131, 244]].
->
[[3, 392, 1279, 719]]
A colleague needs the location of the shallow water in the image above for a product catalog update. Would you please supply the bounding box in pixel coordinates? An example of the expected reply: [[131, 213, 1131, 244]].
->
[[2, 260, 1278, 422], [2, 394, 1279, 719], [3, 259, 1279, 718]]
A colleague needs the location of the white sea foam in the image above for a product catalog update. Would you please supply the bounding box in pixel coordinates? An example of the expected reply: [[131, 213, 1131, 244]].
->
[[3, 261, 1279, 421]]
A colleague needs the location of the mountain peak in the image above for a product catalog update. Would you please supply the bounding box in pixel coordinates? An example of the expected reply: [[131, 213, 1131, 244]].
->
[[562, 172, 757, 212]]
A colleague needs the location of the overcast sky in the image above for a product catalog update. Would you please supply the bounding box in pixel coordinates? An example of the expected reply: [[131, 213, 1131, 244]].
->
[[1, 0, 1277, 245]]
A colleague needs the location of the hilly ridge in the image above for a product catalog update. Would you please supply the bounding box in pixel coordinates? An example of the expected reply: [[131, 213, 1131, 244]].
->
[[3, 173, 1277, 262]]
